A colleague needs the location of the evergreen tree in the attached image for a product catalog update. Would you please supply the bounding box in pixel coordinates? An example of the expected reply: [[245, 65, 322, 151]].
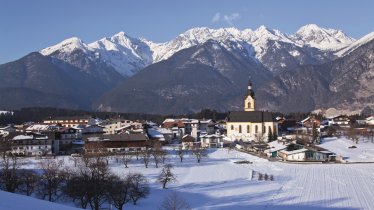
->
[[312, 123, 319, 145], [268, 128, 273, 142], [272, 132, 278, 141]]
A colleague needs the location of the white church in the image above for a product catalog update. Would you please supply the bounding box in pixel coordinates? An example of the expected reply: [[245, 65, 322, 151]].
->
[[226, 80, 278, 142]]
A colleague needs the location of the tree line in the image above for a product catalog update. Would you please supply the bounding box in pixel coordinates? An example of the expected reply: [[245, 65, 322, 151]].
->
[[0, 107, 229, 125]]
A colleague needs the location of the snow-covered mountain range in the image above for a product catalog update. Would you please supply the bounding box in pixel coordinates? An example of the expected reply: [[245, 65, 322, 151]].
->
[[40, 24, 358, 77]]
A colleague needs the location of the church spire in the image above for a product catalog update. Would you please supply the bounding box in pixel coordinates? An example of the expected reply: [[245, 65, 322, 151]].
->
[[244, 78, 255, 111]]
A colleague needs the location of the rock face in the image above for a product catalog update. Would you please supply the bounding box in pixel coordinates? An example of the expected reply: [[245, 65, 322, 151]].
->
[[256, 38, 374, 113], [0, 52, 123, 109]]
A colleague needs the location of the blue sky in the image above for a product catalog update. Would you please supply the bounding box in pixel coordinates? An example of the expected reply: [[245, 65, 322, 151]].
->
[[1, 0, 373, 64]]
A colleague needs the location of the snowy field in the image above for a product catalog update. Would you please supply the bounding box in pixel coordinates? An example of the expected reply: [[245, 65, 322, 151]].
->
[[2, 146, 374, 210], [321, 137, 374, 162], [0, 190, 79, 210]]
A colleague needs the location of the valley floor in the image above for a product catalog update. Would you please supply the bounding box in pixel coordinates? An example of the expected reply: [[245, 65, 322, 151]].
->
[[3, 138, 374, 210]]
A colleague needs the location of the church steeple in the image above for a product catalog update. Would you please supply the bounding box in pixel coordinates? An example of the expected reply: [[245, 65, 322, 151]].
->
[[244, 79, 255, 111]]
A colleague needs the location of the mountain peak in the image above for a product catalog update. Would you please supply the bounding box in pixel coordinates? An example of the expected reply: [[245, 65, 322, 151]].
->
[[40, 37, 89, 56], [297, 24, 323, 33], [294, 24, 354, 51]]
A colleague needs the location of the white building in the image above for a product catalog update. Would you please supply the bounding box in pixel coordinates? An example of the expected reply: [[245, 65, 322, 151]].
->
[[101, 119, 143, 135], [44, 116, 96, 128], [200, 134, 223, 148], [11, 134, 53, 156]]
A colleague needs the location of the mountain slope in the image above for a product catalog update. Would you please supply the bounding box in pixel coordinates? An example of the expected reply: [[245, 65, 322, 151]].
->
[[0, 52, 124, 109], [256, 37, 374, 113], [95, 40, 272, 114]]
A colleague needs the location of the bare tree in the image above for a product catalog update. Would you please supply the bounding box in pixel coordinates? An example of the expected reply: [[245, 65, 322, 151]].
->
[[121, 151, 133, 168], [141, 150, 150, 168], [86, 156, 111, 210], [64, 172, 91, 209], [70, 156, 79, 167], [152, 150, 162, 168], [159, 192, 191, 210], [176, 146, 185, 162], [128, 173, 150, 205], [191, 146, 208, 163], [158, 164, 176, 189], [107, 175, 132, 210], [369, 127, 374, 143], [0, 139, 21, 193], [160, 149, 167, 164], [18, 169, 39, 196], [134, 148, 141, 160], [0, 154, 21, 193], [38, 159, 67, 202], [346, 128, 360, 144]]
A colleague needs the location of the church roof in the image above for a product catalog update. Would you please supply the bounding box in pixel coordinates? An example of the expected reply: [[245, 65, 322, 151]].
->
[[227, 111, 276, 123]]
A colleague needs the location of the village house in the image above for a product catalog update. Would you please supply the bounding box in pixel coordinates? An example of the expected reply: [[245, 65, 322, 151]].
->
[[101, 118, 143, 135], [54, 127, 83, 154], [200, 134, 223, 148], [264, 140, 289, 158], [162, 119, 186, 140], [25, 124, 61, 133], [277, 142, 335, 162], [84, 133, 149, 154], [328, 115, 351, 126], [10, 133, 53, 156], [0, 125, 17, 136], [73, 124, 105, 134], [300, 115, 321, 128], [366, 115, 374, 125], [162, 118, 217, 141], [226, 80, 278, 142], [181, 134, 196, 149], [44, 116, 96, 128]]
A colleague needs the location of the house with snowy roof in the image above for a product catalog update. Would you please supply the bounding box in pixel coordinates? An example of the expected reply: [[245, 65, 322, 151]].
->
[[366, 115, 374, 125], [200, 134, 223, 148]]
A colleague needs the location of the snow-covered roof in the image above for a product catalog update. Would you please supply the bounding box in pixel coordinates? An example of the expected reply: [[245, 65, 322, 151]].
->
[[12, 135, 33, 140], [114, 124, 132, 131], [280, 148, 308, 155], [300, 116, 311, 123], [265, 141, 288, 153], [26, 124, 51, 131], [200, 134, 222, 138], [12, 135, 48, 140]]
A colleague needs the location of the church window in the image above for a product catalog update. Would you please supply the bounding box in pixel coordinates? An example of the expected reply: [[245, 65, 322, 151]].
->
[[255, 125, 258, 133], [239, 125, 242, 133], [247, 125, 250, 133], [247, 102, 251, 108], [263, 126, 266, 133], [231, 125, 234, 130]]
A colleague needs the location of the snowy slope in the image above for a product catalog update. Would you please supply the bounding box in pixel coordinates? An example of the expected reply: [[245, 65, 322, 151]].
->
[[18, 144, 374, 210], [335, 31, 374, 57], [0, 190, 79, 210], [292, 24, 355, 51], [88, 32, 153, 77], [40, 24, 357, 77]]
